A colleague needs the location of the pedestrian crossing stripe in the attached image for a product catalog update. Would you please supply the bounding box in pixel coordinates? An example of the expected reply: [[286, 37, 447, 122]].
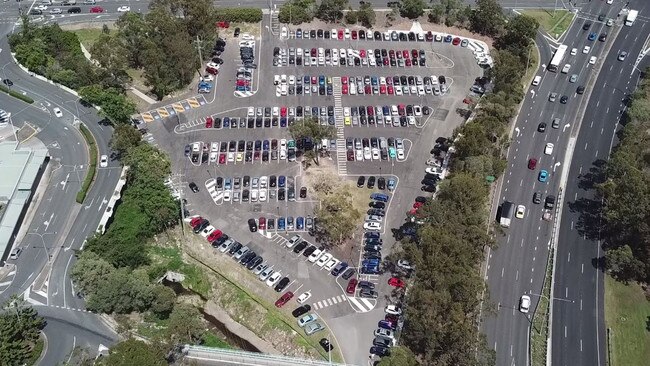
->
[[188, 98, 200, 108], [172, 103, 185, 113], [157, 108, 170, 118], [141, 112, 154, 123]]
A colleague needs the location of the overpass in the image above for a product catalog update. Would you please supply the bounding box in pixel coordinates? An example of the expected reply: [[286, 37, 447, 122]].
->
[[182, 345, 359, 366]]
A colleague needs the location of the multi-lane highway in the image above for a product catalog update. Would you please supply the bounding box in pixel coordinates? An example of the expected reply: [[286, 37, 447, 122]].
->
[[483, 1, 649, 366]]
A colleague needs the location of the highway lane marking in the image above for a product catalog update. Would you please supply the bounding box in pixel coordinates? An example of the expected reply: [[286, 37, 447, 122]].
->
[[568, 252, 571, 262]]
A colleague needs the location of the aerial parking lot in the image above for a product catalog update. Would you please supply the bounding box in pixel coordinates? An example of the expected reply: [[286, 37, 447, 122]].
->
[[146, 21, 486, 365]]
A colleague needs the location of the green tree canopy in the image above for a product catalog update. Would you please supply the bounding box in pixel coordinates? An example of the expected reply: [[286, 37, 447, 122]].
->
[[166, 303, 205, 344], [316, 0, 348, 22], [470, 0, 505, 37], [357, 2, 376, 27], [279, 0, 316, 24], [0, 296, 46, 365], [100, 338, 166, 366], [399, 0, 426, 19]]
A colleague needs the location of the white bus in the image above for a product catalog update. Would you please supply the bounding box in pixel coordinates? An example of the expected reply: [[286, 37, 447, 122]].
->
[[548, 44, 568, 72], [626, 10, 638, 26]]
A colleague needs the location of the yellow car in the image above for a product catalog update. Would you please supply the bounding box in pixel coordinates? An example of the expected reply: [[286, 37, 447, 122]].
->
[[344, 116, 351, 126], [236, 153, 244, 162]]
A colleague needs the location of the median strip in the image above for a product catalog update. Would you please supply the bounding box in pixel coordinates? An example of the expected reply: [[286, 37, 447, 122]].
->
[[76, 123, 98, 204]]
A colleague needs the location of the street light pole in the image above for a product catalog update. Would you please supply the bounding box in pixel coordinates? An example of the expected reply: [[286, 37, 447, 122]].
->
[[28, 232, 53, 263]]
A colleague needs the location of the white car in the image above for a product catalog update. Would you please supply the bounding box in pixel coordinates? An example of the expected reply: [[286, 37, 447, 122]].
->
[[307, 248, 323, 263], [99, 154, 108, 168], [280, 27, 288, 39], [425, 166, 442, 175], [117, 5, 130, 12], [385, 305, 402, 315], [53, 107, 63, 118], [316, 253, 332, 267], [49, 8, 62, 14], [589, 56, 597, 65], [209, 152, 218, 163], [397, 149, 405, 161], [223, 190, 231, 202], [227, 152, 235, 162], [570, 48, 577, 55], [515, 205, 526, 219], [371, 148, 380, 161], [364, 222, 381, 231], [35, 5, 47, 11], [286, 235, 301, 248], [266, 272, 282, 287], [247, 106, 255, 117], [374, 328, 395, 338], [355, 149, 364, 161], [297, 291, 312, 304], [397, 259, 414, 270], [363, 147, 372, 160], [324, 258, 339, 271], [582, 46, 590, 54], [545, 142, 554, 155], [258, 190, 267, 202], [519, 295, 531, 313]]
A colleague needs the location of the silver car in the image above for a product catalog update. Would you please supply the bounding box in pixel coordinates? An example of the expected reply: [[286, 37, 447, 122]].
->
[[304, 322, 325, 335]]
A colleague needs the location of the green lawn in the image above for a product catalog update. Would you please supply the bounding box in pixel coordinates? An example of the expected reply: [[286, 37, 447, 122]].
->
[[521, 9, 574, 38], [72, 28, 105, 50], [605, 275, 650, 366]]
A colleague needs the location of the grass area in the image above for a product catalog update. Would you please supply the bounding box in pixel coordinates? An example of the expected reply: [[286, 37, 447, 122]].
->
[[149, 246, 212, 298], [72, 28, 105, 50], [521, 9, 574, 38], [75, 124, 98, 204], [605, 276, 650, 366], [202, 332, 233, 349], [26, 334, 45, 366], [523, 44, 540, 89], [0, 84, 34, 104], [530, 248, 553, 366]]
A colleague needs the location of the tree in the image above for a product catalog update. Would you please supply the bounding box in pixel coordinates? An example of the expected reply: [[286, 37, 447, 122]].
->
[[70, 251, 116, 297], [86, 268, 154, 314], [316, 0, 348, 22], [279, 0, 316, 24], [166, 303, 205, 344], [495, 14, 539, 61], [115, 12, 149, 68], [489, 50, 525, 95], [100, 338, 166, 366], [399, 0, 426, 19], [470, 0, 505, 37], [150, 285, 176, 319], [604, 245, 646, 282], [377, 346, 419, 365], [90, 33, 131, 89], [344, 9, 358, 24], [0, 296, 46, 365], [110, 124, 143, 159], [288, 117, 335, 165], [315, 187, 361, 244], [357, 2, 376, 28], [428, 5, 445, 24], [78, 85, 137, 125]]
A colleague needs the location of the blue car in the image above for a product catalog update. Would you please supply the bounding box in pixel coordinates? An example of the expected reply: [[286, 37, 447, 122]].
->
[[223, 117, 230, 128], [538, 170, 549, 182], [286, 216, 294, 230], [370, 193, 390, 202], [296, 216, 304, 230], [278, 217, 286, 231], [319, 75, 325, 86], [303, 75, 310, 84], [365, 232, 381, 239], [588, 32, 597, 41], [278, 176, 286, 188], [224, 178, 232, 190], [280, 117, 287, 127], [444, 35, 453, 42]]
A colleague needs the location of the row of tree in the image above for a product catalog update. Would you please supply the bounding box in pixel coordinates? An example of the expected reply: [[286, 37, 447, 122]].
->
[[598, 69, 650, 283], [387, 3, 540, 365], [0, 296, 46, 365]]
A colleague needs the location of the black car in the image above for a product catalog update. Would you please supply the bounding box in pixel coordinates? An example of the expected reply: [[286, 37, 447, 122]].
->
[[193, 219, 209, 234], [369, 201, 386, 209], [582, 22, 591, 30], [367, 176, 376, 188], [247, 255, 263, 270], [341, 267, 356, 280], [533, 192, 542, 204], [300, 187, 307, 198], [560, 95, 568, 104], [274, 277, 290, 292], [248, 218, 257, 232], [234, 27, 241, 37], [303, 245, 317, 257], [292, 305, 312, 318], [228, 241, 242, 255], [239, 252, 256, 265], [576, 86, 585, 94], [2, 79, 13, 87], [365, 231, 381, 239], [293, 240, 309, 253], [377, 177, 386, 190], [319, 338, 334, 352], [370, 346, 391, 357], [421, 185, 436, 192], [213, 234, 229, 247], [357, 176, 366, 188], [415, 196, 427, 204], [421, 178, 437, 186], [599, 32, 607, 41], [242, 189, 250, 202], [545, 195, 556, 209], [368, 209, 385, 217]]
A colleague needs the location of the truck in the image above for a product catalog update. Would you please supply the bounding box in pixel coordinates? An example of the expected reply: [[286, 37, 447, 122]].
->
[[500, 201, 514, 228], [626, 9, 638, 26]]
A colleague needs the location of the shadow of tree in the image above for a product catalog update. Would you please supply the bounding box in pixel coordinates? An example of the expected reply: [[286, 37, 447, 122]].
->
[[568, 159, 608, 241]]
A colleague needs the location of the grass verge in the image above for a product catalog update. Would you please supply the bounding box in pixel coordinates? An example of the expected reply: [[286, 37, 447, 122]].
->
[[605, 275, 650, 366], [530, 248, 553, 366], [72, 28, 105, 50], [75, 124, 98, 204], [26, 333, 45, 366], [0, 84, 34, 104], [523, 44, 540, 89], [202, 332, 233, 349], [521, 9, 574, 39]]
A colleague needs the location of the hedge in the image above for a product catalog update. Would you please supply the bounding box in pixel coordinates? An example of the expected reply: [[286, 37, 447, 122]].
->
[[76, 123, 98, 204], [0, 85, 34, 104], [214, 8, 263, 23]]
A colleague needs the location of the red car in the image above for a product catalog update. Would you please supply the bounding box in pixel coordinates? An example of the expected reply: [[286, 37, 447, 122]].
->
[[189, 216, 203, 228], [413, 201, 424, 209], [402, 50, 409, 58], [351, 30, 357, 39], [364, 85, 372, 94], [206, 66, 218, 75], [342, 84, 348, 95], [274, 291, 294, 308], [387, 86, 394, 95], [205, 116, 213, 128], [259, 217, 266, 230], [367, 106, 374, 116], [382, 58, 388, 65], [280, 106, 287, 117], [90, 6, 104, 13], [411, 49, 419, 58], [341, 76, 348, 85], [389, 50, 395, 58], [347, 149, 354, 161], [216, 21, 230, 28], [338, 29, 344, 40], [207, 229, 223, 242], [311, 48, 317, 57], [405, 58, 412, 67], [360, 49, 366, 58], [452, 37, 461, 45], [528, 158, 537, 170], [385, 314, 399, 323], [388, 277, 406, 288], [379, 85, 387, 94], [219, 153, 226, 164], [398, 104, 406, 116], [346, 278, 358, 294]]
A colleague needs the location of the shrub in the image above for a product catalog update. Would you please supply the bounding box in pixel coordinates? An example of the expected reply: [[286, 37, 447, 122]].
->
[[76, 124, 98, 203], [213, 8, 263, 23], [345, 10, 358, 24]]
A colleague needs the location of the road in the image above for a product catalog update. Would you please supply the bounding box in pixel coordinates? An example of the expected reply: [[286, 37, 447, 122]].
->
[[0, 16, 120, 362], [481, 1, 645, 365], [550, 1, 650, 364]]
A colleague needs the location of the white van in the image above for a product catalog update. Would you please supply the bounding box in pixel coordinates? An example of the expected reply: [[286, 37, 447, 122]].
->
[[532, 75, 542, 86]]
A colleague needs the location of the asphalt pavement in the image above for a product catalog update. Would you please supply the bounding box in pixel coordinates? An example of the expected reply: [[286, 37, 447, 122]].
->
[[483, 1, 649, 366]]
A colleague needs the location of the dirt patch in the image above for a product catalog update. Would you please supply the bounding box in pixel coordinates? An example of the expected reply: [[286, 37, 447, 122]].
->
[[16, 123, 37, 143], [219, 22, 262, 41]]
